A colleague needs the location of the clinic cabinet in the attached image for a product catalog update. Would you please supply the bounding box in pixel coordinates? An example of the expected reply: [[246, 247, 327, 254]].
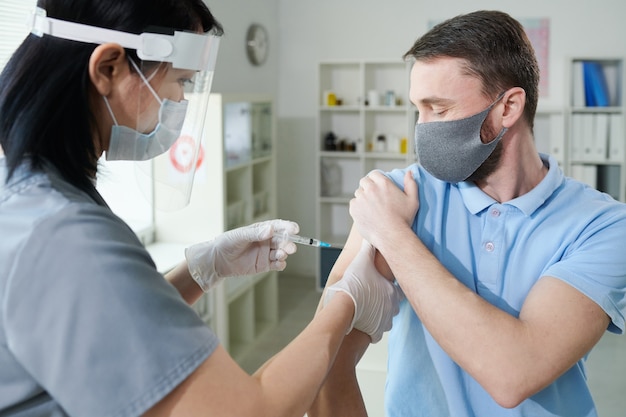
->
[[154, 93, 278, 362]]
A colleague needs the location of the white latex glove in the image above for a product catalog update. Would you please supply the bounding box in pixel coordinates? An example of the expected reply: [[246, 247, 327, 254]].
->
[[323, 240, 403, 343], [185, 219, 299, 292]]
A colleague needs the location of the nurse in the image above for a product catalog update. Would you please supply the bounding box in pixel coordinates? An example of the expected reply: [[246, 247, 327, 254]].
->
[[0, 1, 402, 416]]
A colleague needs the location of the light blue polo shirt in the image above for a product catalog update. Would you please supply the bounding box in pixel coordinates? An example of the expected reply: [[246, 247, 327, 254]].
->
[[384, 154, 626, 417], [0, 158, 219, 416]]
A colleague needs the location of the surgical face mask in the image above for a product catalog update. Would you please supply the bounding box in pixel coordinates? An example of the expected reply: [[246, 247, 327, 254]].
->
[[104, 60, 189, 161], [415, 94, 507, 183]]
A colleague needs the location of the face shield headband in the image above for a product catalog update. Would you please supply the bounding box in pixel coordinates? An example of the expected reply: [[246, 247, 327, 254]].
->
[[28, 7, 221, 211], [28, 7, 220, 72]]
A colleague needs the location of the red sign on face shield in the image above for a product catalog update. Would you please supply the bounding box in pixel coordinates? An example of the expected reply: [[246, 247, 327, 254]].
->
[[169, 135, 204, 173]]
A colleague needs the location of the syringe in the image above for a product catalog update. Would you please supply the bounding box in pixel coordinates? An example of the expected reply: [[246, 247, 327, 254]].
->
[[288, 234, 331, 248]]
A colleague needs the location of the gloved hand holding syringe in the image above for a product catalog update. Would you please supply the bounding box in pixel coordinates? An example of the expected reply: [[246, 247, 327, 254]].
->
[[185, 220, 331, 292]]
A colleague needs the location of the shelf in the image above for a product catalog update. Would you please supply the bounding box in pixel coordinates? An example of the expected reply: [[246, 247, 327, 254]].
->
[[154, 93, 278, 362], [226, 200, 247, 230], [220, 272, 278, 361], [319, 62, 361, 107], [364, 106, 408, 112], [319, 202, 352, 247], [251, 155, 273, 165], [364, 151, 410, 160], [320, 157, 363, 198], [319, 150, 360, 158], [225, 276, 253, 301], [570, 160, 621, 166], [319, 105, 360, 112], [570, 106, 622, 114], [534, 110, 565, 166], [567, 57, 626, 202], [316, 60, 416, 288], [570, 58, 622, 108], [364, 61, 409, 107], [228, 289, 255, 360]]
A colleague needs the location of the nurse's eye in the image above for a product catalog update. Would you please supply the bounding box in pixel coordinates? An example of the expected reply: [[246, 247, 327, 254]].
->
[[179, 78, 194, 87]]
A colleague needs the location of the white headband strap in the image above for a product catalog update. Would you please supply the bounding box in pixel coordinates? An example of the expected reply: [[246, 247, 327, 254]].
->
[[27, 7, 220, 72]]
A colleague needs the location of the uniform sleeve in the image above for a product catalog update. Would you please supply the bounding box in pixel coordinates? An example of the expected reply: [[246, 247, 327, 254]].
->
[[545, 202, 626, 334], [4, 202, 219, 417]]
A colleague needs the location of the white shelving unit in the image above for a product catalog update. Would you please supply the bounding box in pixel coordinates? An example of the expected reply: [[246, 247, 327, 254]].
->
[[566, 57, 626, 201], [154, 93, 278, 362], [534, 105, 566, 168], [316, 61, 416, 290]]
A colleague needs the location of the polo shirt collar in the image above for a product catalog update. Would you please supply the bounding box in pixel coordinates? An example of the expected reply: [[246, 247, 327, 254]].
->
[[458, 154, 563, 216]]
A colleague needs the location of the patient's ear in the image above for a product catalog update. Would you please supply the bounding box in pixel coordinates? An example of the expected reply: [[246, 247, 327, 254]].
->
[[88, 43, 128, 96], [502, 87, 525, 129]]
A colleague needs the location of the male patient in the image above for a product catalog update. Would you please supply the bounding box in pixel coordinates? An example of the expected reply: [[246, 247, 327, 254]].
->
[[310, 9, 626, 417]]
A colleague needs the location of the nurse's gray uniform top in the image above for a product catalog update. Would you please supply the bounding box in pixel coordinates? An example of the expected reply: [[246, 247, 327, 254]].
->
[[0, 157, 219, 417]]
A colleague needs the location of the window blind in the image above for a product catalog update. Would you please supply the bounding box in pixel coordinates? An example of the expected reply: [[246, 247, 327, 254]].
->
[[0, 1, 37, 71]]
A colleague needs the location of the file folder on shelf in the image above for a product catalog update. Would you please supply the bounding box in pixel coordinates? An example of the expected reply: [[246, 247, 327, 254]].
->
[[583, 61, 610, 107], [608, 113, 625, 162]]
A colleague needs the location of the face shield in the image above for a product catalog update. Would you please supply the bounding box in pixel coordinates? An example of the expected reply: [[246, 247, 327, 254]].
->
[[29, 7, 220, 211]]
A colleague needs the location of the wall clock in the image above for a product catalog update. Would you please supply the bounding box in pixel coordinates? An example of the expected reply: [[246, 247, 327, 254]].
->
[[246, 23, 269, 66]]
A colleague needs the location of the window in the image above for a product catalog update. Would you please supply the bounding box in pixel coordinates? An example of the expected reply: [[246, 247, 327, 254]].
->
[[0, 1, 36, 70]]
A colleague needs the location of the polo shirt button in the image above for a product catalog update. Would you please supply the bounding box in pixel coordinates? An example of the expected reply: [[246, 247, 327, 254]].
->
[[485, 242, 495, 252], [491, 209, 500, 217]]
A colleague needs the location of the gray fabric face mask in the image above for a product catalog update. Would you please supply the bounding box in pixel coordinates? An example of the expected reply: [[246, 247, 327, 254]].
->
[[415, 95, 507, 183]]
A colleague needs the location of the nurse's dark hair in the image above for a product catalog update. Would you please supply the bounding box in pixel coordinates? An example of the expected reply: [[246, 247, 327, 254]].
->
[[0, 0, 223, 191], [403, 10, 539, 129]]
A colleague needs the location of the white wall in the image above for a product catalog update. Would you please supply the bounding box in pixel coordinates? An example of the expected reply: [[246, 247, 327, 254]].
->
[[205, 0, 280, 95], [203, 0, 626, 276]]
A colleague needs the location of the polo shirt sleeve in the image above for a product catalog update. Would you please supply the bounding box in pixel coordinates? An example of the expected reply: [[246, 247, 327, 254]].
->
[[4, 202, 219, 417], [545, 202, 626, 334], [383, 164, 422, 190]]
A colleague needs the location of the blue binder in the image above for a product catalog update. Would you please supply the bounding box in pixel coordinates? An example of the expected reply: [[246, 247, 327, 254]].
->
[[583, 61, 610, 107]]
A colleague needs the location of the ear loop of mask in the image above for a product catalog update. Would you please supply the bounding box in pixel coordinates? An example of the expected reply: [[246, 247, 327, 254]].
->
[[128, 58, 165, 106], [102, 95, 119, 125], [102, 59, 165, 126]]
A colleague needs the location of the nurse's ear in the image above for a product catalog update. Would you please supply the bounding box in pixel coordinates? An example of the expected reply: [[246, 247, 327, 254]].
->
[[88, 43, 129, 96]]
